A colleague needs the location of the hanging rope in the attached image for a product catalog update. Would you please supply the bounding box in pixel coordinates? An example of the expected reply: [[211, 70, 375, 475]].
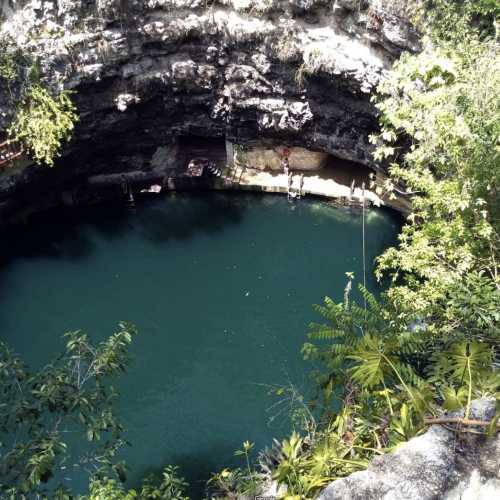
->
[[362, 182, 367, 311]]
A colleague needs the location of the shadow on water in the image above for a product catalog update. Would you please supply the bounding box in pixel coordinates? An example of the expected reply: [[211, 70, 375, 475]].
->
[[134, 193, 246, 244], [0, 193, 246, 265]]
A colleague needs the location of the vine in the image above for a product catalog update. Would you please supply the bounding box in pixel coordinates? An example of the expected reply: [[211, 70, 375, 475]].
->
[[0, 35, 79, 167], [8, 85, 78, 167]]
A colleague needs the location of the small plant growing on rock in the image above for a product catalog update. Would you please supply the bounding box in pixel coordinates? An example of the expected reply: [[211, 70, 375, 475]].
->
[[138, 465, 190, 500], [273, 27, 303, 63], [231, 0, 276, 16], [294, 47, 322, 88], [209, 440, 261, 499], [0, 38, 20, 82]]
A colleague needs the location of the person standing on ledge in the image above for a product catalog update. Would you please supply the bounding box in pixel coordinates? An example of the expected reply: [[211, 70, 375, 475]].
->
[[281, 147, 290, 176], [350, 179, 356, 199], [282, 156, 289, 177]]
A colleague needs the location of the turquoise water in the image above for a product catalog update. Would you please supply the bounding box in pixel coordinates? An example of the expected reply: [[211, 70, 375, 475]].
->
[[0, 193, 400, 496]]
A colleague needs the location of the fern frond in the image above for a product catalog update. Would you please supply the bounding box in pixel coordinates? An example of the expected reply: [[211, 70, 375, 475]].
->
[[308, 324, 347, 341], [392, 361, 423, 388]]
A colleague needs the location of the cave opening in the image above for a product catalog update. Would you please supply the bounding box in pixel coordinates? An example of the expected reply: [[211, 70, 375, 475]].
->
[[319, 155, 374, 190], [177, 134, 228, 170], [224, 140, 375, 194]]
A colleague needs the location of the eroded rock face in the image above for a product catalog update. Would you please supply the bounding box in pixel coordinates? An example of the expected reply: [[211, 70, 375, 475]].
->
[[0, 1, 420, 222], [318, 398, 500, 500], [0, 1, 420, 160], [235, 144, 329, 170]]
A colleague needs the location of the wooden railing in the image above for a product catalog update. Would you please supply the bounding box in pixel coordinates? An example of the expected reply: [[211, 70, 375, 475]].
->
[[0, 139, 24, 168]]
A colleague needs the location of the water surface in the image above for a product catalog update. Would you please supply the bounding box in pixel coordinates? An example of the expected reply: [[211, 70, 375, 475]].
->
[[0, 193, 400, 495]]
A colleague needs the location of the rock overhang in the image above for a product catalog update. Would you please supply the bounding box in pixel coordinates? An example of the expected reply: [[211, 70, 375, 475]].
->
[[0, 0, 420, 220]]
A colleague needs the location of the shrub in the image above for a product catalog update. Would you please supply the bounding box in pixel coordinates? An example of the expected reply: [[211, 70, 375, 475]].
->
[[8, 85, 79, 167], [0, 34, 78, 167], [84, 465, 189, 500]]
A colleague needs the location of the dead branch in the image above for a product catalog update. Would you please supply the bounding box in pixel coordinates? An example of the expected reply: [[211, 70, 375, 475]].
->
[[424, 417, 500, 428]]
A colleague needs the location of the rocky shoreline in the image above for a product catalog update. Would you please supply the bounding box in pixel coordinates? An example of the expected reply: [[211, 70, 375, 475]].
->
[[0, 155, 411, 228]]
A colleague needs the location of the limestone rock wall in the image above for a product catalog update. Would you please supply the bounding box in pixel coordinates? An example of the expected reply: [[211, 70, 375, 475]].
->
[[234, 144, 329, 171], [0, 1, 420, 163], [0, 1, 420, 221], [317, 399, 500, 500]]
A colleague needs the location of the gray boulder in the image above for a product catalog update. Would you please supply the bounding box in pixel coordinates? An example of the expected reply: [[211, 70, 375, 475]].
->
[[318, 426, 456, 500], [318, 398, 500, 500]]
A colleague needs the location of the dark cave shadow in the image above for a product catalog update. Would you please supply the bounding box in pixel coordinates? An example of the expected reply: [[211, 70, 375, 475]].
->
[[0, 192, 247, 307], [0, 203, 129, 264], [0, 192, 246, 264], [135, 192, 245, 244]]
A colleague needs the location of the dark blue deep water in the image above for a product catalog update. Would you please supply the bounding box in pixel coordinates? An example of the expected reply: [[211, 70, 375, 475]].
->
[[0, 193, 400, 496]]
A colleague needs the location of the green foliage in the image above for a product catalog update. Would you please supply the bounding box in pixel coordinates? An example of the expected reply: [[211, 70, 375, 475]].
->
[[429, 340, 500, 418], [9, 85, 79, 167], [167, 2, 500, 497], [0, 322, 137, 499], [209, 441, 260, 499], [283, 4, 500, 495], [212, 428, 351, 500], [0, 34, 78, 167], [234, 440, 255, 479], [303, 279, 433, 443], [294, 47, 323, 89], [0, 37, 22, 82], [83, 466, 189, 500], [209, 467, 258, 499], [140, 466, 189, 500], [303, 277, 427, 394], [85, 478, 137, 500], [256, 422, 368, 500], [416, 0, 500, 41], [297, 281, 500, 497], [370, 35, 500, 345], [269, 431, 355, 499]]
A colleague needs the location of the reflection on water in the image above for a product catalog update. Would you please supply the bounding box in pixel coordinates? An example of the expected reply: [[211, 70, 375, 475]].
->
[[0, 193, 401, 496]]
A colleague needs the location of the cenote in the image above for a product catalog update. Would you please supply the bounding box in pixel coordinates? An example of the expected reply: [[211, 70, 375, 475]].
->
[[0, 192, 401, 496]]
